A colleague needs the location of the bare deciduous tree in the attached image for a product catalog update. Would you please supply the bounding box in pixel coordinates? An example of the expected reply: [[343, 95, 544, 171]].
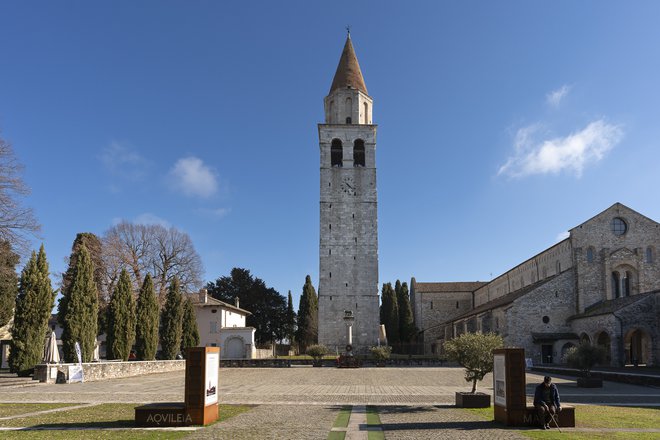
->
[[0, 137, 40, 255], [102, 222, 203, 305]]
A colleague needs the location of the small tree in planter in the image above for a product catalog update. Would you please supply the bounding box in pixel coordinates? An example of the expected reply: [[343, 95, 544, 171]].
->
[[444, 332, 504, 407], [370, 346, 391, 366], [306, 344, 329, 367], [565, 343, 606, 388]]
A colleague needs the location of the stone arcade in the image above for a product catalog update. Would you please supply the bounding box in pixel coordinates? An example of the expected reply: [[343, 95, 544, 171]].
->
[[317, 35, 380, 352]]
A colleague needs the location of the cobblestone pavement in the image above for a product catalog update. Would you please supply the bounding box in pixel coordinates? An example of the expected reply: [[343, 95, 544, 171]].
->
[[377, 406, 527, 440], [0, 367, 658, 406], [185, 404, 340, 440]]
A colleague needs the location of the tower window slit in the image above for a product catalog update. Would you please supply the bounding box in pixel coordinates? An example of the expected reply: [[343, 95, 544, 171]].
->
[[329, 272, 332, 278]]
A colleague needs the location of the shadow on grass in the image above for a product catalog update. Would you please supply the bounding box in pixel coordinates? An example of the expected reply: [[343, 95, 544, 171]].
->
[[22, 420, 135, 430]]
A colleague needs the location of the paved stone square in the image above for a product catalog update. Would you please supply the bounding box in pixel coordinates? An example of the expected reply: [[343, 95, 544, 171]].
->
[[0, 367, 659, 438]]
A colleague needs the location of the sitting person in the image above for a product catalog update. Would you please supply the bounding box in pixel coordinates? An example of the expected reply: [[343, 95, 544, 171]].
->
[[533, 376, 562, 429]]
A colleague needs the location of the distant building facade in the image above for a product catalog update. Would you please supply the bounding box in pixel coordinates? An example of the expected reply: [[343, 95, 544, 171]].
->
[[413, 203, 660, 367], [190, 289, 256, 359]]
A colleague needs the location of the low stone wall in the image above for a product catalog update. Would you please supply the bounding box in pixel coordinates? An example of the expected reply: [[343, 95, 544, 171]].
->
[[34, 360, 185, 384]]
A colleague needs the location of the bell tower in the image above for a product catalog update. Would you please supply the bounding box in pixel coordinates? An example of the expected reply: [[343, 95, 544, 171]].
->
[[317, 34, 379, 352]]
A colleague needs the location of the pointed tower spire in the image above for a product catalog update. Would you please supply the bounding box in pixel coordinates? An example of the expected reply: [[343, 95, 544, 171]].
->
[[329, 34, 368, 95]]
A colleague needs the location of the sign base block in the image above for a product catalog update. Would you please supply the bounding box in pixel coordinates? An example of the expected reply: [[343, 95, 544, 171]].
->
[[135, 402, 190, 427]]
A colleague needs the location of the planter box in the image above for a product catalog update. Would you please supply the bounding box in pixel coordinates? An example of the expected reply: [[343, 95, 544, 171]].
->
[[577, 377, 603, 388], [455, 392, 490, 408]]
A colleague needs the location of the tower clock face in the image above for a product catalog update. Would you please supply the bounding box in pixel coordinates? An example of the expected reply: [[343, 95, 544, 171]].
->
[[341, 176, 357, 196]]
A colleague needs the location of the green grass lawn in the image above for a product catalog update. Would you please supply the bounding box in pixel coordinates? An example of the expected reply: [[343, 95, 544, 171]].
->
[[366, 406, 384, 440], [464, 405, 660, 440], [0, 403, 252, 439], [0, 403, 78, 418]]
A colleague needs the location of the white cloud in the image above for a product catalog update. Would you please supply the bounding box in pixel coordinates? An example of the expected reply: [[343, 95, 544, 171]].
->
[[168, 156, 218, 198], [134, 213, 171, 228], [555, 231, 570, 242], [498, 120, 623, 178], [546, 85, 570, 108], [198, 207, 231, 219], [100, 142, 149, 181]]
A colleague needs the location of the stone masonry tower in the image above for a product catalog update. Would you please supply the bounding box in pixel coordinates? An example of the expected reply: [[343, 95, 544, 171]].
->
[[318, 34, 379, 353]]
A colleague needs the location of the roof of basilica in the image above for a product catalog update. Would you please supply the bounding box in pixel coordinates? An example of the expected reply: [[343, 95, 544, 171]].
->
[[329, 35, 368, 95], [413, 281, 487, 293], [568, 290, 659, 320]]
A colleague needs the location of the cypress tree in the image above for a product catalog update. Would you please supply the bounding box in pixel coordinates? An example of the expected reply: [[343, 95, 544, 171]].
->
[[0, 241, 19, 328], [135, 273, 159, 360], [296, 275, 318, 352], [181, 297, 200, 355], [396, 280, 415, 343], [380, 282, 399, 344], [10, 245, 54, 375], [285, 290, 296, 345], [106, 269, 136, 361], [61, 245, 98, 363], [160, 277, 183, 360]]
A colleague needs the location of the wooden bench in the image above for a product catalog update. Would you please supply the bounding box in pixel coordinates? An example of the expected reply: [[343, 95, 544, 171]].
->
[[522, 405, 575, 427]]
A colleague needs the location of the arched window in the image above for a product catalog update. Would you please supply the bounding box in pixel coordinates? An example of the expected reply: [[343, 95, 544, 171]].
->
[[345, 97, 352, 124], [586, 247, 594, 263], [622, 271, 632, 297], [363, 102, 369, 124], [646, 247, 654, 264], [556, 261, 561, 273], [612, 272, 620, 298], [353, 139, 365, 167], [331, 139, 343, 167]]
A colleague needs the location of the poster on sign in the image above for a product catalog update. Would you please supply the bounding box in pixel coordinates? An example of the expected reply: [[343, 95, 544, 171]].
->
[[493, 354, 506, 407], [204, 351, 219, 406]]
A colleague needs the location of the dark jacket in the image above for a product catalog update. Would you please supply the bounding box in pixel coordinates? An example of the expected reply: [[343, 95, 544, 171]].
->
[[533, 383, 560, 408]]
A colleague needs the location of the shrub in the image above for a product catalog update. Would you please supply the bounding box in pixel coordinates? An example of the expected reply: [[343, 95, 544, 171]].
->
[[565, 343, 606, 376], [444, 332, 504, 393], [370, 346, 392, 361], [305, 344, 329, 362]]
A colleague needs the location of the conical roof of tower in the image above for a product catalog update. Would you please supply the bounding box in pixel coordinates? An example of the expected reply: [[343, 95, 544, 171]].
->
[[329, 35, 368, 95]]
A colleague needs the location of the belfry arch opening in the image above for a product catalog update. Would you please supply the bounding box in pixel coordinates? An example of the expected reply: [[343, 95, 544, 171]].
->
[[331, 139, 343, 167], [353, 139, 365, 167]]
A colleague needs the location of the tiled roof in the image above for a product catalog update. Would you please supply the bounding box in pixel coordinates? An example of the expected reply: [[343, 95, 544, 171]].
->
[[532, 332, 579, 342], [568, 290, 659, 320], [329, 35, 368, 95], [413, 282, 486, 293], [189, 294, 252, 315]]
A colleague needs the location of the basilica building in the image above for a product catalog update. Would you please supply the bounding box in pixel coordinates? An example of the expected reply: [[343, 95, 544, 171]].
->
[[412, 203, 660, 367]]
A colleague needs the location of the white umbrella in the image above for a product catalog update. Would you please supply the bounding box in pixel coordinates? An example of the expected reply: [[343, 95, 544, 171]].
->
[[43, 331, 60, 364]]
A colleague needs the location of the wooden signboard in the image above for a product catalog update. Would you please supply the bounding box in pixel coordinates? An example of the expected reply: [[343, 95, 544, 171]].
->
[[185, 346, 220, 425], [493, 348, 526, 426]]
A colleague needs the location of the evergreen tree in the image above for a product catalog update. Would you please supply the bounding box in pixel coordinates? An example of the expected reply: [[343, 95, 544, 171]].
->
[[106, 269, 136, 361], [9, 245, 54, 375], [181, 297, 200, 355], [58, 233, 106, 335], [60, 245, 98, 363], [380, 282, 399, 344], [160, 277, 183, 359], [396, 280, 415, 343], [135, 273, 159, 360], [206, 268, 287, 345], [285, 290, 296, 345], [296, 275, 318, 351], [0, 241, 19, 328]]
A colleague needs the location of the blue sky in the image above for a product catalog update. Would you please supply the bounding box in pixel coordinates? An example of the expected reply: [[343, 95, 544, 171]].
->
[[2, 2, 660, 309]]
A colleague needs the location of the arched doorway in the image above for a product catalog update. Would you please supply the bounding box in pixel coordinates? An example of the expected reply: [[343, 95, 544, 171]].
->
[[224, 337, 245, 359], [596, 331, 611, 365], [580, 333, 591, 344], [625, 328, 651, 366], [560, 342, 576, 364]]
